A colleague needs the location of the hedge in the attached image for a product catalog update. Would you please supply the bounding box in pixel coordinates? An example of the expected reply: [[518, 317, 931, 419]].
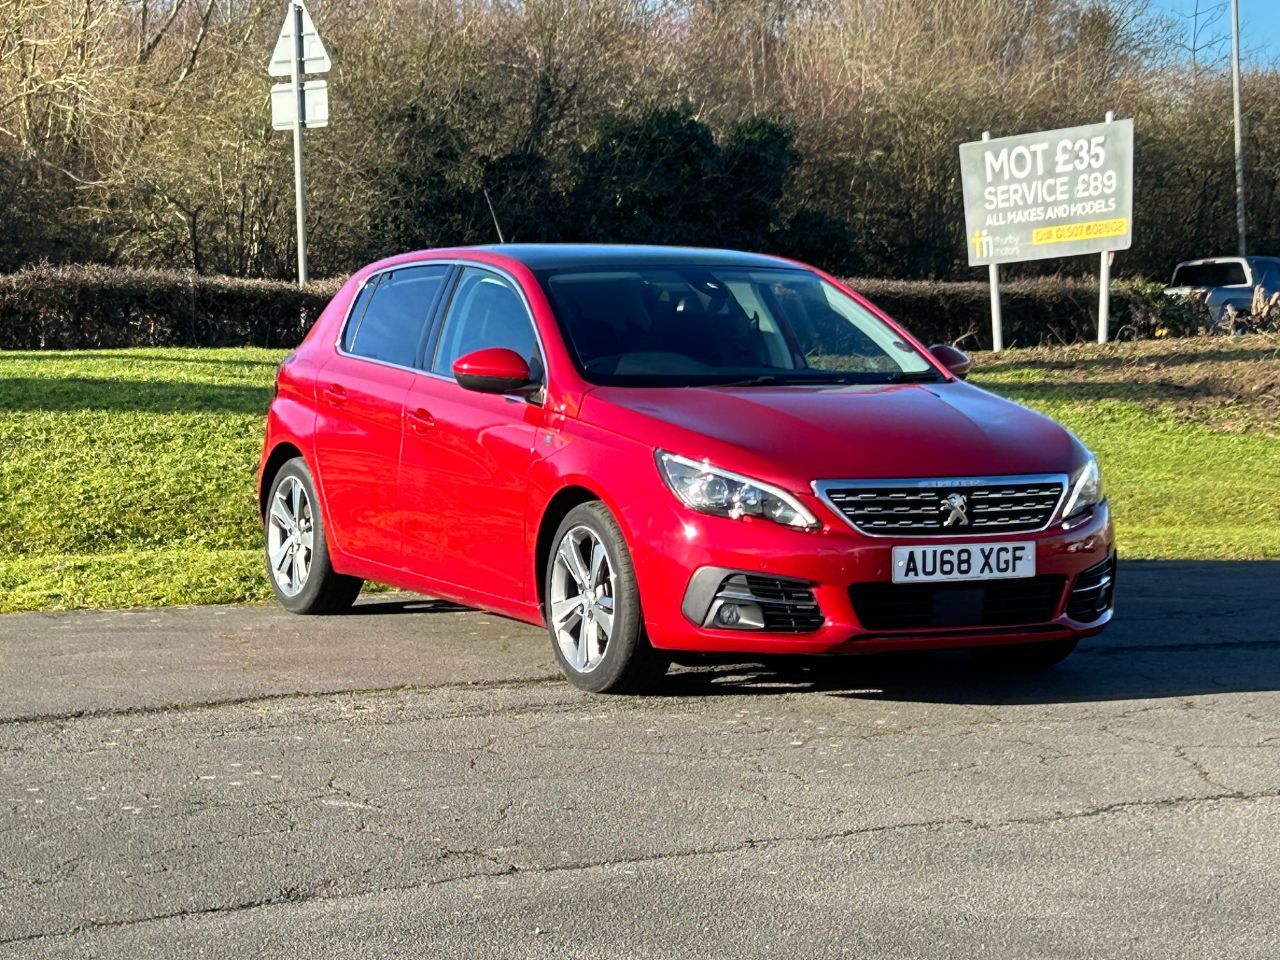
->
[[0, 264, 342, 350], [848, 276, 1205, 349], [0, 263, 1203, 351]]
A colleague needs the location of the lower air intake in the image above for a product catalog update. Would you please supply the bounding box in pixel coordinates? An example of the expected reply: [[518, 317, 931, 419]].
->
[[1066, 553, 1116, 622], [849, 576, 1067, 631], [709, 573, 824, 633]]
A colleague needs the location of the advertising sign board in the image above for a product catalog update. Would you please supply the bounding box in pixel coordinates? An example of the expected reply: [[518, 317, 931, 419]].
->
[[959, 119, 1134, 267]]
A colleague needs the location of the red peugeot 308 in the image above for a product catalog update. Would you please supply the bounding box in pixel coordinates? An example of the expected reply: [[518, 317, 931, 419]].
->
[[259, 245, 1114, 692]]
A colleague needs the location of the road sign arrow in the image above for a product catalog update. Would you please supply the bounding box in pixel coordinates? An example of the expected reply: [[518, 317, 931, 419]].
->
[[267, 1, 330, 77]]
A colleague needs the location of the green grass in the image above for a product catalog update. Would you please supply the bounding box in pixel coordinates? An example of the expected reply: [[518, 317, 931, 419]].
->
[[0, 348, 279, 612], [1, 343, 1276, 613], [965, 380, 1280, 560]]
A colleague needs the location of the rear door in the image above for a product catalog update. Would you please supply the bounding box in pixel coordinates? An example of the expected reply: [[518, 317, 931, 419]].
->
[[311, 264, 451, 566], [398, 265, 545, 602]]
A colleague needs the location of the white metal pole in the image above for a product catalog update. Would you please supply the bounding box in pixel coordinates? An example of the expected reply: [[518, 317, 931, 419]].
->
[[981, 130, 1003, 352], [1098, 110, 1114, 344], [1230, 0, 1247, 256], [290, 1, 309, 286], [1098, 251, 1112, 344]]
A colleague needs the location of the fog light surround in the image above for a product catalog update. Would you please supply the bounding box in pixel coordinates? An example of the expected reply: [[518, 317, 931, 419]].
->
[[682, 567, 824, 634], [707, 598, 765, 630]]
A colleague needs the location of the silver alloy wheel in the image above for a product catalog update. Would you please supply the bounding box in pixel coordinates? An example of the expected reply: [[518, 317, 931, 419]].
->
[[267, 476, 314, 597], [549, 524, 617, 674]]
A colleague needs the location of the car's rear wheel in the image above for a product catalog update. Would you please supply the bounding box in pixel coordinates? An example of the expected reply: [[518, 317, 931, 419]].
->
[[972, 637, 1078, 672], [544, 502, 669, 693], [265, 457, 363, 614]]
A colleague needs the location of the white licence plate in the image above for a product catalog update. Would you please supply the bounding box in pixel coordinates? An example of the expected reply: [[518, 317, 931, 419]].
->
[[892, 542, 1035, 584]]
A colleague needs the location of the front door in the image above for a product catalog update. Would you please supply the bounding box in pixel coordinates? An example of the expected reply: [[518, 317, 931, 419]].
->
[[398, 266, 544, 603]]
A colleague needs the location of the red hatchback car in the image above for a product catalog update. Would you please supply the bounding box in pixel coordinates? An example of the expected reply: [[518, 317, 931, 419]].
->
[[259, 245, 1114, 692]]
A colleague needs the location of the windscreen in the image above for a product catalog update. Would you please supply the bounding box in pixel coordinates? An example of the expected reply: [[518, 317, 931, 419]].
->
[[536, 266, 936, 387], [1171, 262, 1248, 287]]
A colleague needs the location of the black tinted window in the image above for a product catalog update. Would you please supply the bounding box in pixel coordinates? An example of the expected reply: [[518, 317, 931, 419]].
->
[[1171, 262, 1247, 287], [341, 278, 378, 353], [348, 265, 449, 367], [432, 268, 538, 376], [536, 266, 932, 387]]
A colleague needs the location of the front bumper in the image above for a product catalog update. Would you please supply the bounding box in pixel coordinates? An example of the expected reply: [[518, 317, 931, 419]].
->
[[629, 496, 1115, 656]]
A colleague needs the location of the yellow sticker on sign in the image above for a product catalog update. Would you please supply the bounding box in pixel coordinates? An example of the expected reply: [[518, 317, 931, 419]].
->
[[1032, 218, 1129, 245]]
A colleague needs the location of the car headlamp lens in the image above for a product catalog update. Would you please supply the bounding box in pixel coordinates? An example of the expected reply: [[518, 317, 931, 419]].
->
[[656, 452, 819, 530], [1063, 455, 1103, 519]]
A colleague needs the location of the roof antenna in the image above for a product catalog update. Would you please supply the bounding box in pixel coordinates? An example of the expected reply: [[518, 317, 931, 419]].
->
[[483, 189, 506, 244]]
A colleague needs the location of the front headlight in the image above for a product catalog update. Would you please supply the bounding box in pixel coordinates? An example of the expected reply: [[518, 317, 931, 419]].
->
[[656, 451, 819, 530], [1062, 454, 1104, 519]]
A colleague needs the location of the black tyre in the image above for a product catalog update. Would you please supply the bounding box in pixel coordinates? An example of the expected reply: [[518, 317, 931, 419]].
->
[[972, 637, 1078, 672], [264, 457, 363, 614], [544, 501, 669, 693]]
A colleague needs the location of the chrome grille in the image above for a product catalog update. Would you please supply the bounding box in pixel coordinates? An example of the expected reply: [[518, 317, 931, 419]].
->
[[816, 476, 1067, 536]]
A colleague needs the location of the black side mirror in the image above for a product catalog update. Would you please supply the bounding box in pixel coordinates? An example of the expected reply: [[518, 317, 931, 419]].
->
[[928, 344, 972, 380]]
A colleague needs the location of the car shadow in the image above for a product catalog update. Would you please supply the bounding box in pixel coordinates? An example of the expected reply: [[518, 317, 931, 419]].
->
[[976, 379, 1228, 405], [975, 342, 1277, 374], [17, 350, 283, 368], [343, 596, 471, 616], [656, 560, 1280, 705], [0, 376, 269, 414]]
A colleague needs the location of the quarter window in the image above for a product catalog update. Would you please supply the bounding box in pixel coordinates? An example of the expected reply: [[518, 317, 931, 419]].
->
[[346, 265, 449, 367], [341, 278, 378, 353], [432, 268, 539, 377]]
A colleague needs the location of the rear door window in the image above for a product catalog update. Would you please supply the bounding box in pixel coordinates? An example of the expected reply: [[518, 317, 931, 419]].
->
[[346, 265, 450, 367], [1255, 262, 1280, 288]]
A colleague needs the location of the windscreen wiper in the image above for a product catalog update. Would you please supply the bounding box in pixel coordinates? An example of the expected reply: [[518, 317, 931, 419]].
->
[[709, 373, 863, 387], [883, 371, 943, 384]]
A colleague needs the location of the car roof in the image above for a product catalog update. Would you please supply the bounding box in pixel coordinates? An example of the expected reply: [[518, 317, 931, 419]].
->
[[1175, 256, 1279, 266], [466, 244, 795, 271]]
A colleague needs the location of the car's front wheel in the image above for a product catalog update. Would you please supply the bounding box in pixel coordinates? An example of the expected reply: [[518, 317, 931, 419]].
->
[[264, 457, 363, 614], [544, 502, 669, 693]]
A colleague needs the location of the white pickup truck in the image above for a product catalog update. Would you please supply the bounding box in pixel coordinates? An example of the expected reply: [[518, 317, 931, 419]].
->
[[1163, 256, 1280, 326]]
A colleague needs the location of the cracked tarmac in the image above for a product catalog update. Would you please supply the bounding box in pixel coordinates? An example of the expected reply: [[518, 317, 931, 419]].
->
[[2, 560, 1279, 958]]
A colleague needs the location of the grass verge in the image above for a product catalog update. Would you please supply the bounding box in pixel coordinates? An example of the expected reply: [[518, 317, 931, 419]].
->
[[1, 338, 1277, 613], [970, 334, 1280, 560], [0, 348, 275, 613]]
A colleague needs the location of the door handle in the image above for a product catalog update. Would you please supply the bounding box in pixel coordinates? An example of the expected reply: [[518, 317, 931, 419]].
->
[[321, 383, 347, 405], [406, 407, 435, 433]]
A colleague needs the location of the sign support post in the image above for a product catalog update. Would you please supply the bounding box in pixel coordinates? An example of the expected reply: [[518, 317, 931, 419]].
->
[[982, 131, 1004, 352], [268, 0, 330, 287], [1097, 250, 1111, 343], [290, 1, 308, 287], [1097, 110, 1114, 344], [1230, 0, 1247, 256]]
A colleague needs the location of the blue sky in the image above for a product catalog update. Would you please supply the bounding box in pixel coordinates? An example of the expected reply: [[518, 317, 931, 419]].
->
[[1158, 0, 1280, 64]]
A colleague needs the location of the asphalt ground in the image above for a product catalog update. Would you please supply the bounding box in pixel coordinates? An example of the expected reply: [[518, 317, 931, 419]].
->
[[2, 560, 1278, 959]]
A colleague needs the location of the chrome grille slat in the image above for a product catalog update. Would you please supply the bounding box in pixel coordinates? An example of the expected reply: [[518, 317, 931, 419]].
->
[[815, 475, 1068, 537], [712, 573, 824, 633]]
